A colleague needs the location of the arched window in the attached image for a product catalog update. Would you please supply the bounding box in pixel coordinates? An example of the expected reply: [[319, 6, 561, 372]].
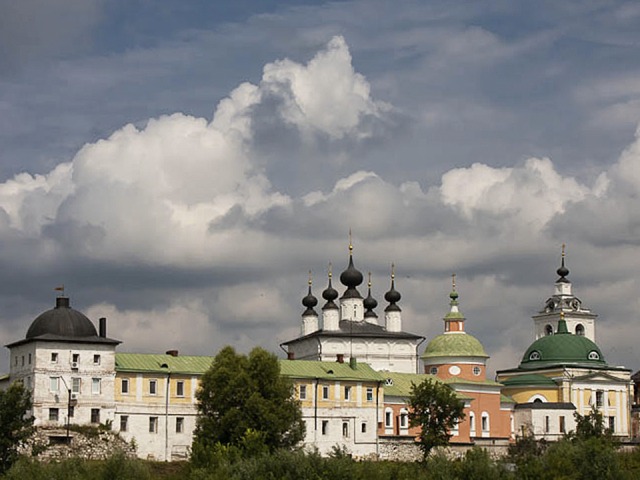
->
[[576, 324, 585, 336], [384, 408, 393, 429], [528, 394, 547, 403], [481, 412, 490, 435], [545, 324, 553, 336], [469, 411, 476, 435], [400, 408, 409, 430]]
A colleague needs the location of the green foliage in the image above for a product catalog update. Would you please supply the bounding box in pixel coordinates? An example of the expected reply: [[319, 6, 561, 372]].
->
[[2, 452, 150, 480], [0, 382, 34, 473], [572, 408, 611, 441], [408, 378, 466, 459], [193, 346, 304, 461]]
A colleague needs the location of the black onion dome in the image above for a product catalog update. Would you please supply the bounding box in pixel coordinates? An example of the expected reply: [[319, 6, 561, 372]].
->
[[364, 286, 378, 318], [556, 258, 570, 282], [302, 285, 318, 316], [26, 297, 98, 339], [322, 278, 339, 310], [340, 256, 364, 288], [385, 279, 402, 312]]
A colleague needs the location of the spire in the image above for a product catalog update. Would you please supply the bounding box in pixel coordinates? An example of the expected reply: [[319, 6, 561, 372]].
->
[[302, 269, 318, 316], [384, 263, 401, 312], [340, 232, 363, 298], [364, 272, 378, 318], [556, 311, 569, 334], [556, 244, 570, 283], [322, 262, 339, 310], [443, 274, 465, 333]]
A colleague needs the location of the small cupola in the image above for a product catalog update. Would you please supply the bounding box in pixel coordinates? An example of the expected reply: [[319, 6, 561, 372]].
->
[[339, 232, 363, 299], [444, 274, 465, 333], [302, 270, 318, 317], [384, 263, 401, 312], [363, 272, 378, 322]]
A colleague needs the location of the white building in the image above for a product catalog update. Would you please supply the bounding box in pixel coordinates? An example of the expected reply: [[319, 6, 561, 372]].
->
[[282, 243, 424, 373]]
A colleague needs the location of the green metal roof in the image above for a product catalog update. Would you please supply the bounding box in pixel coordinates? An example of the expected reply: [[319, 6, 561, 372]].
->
[[421, 333, 489, 359], [500, 394, 516, 404], [379, 371, 474, 401], [441, 377, 503, 387], [501, 374, 558, 387], [521, 332, 606, 369], [115, 352, 214, 374], [0, 374, 9, 382], [279, 359, 382, 382]]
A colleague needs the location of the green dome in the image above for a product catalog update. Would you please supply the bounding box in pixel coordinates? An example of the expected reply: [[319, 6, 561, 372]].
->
[[421, 333, 489, 360], [521, 332, 605, 368]]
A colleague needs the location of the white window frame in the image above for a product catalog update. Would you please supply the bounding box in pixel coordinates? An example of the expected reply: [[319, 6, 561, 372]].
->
[[176, 380, 185, 397], [385, 407, 394, 429], [400, 408, 409, 429], [92, 378, 100, 394], [299, 385, 307, 400], [149, 416, 158, 433], [120, 415, 128, 432], [344, 386, 351, 401], [50, 376, 59, 392], [93, 354, 101, 365], [149, 379, 158, 396], [366, 387, 374, 402], [121, 378, 129, 395], [481, 412, 490, 437], [322, 385, 329, 400], [51, 352, 58, 363], [72, 377, 81, 393], [176, 417, 184, 433]]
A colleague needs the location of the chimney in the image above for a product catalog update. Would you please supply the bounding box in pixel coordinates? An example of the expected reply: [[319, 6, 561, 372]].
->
[[165, 350, 179, 357], [287, 351, 295, 360], [337, 354, 344, 363], [349, 357, 357, 370], [99, 317, 106, 338]]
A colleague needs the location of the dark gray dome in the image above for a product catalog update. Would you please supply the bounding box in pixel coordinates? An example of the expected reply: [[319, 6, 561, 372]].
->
[[26, 297, 98, 339]]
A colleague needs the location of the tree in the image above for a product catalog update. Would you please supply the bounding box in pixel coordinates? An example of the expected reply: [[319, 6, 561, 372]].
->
[[0, 382, 34, 472], [193, 346, 304, 457], [408, 378, 465, 459]]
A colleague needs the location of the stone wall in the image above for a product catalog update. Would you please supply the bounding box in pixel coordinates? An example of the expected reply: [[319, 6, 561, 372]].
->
[[379, 436, 511, 461], [23, 427, 136, 460]]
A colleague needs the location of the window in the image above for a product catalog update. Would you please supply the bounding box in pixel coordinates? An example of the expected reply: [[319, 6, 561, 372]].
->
[[596, 391, 604, 408], [344, 386, 351, 401], [429, 366, 438, 375], [121, 378, 129, 394], [588, 351, 600, 360], [176, 417, 184, 433], [21, 356, 24, 366], [545, 415, 550, 433], [149, 417, 158, 433], [91, 408, 100, 424], [92, 378, 100, 394], [93, 354, 100, 365], [385, 378, 394, 386], [51, 352, 58, 363], [176, 381, 185, 397], [559, 416, 566, 433], [322, 420, 328, 435], [481, 413, 489, 432], [50, 376, 59, 392], [150, 379, 157, 395], [26, 376, 31, 389], [14, 356, 17, 366], [609, 416, 615, 432], [28, 353, 31, 364], [545, 324, 553, 336], [361, 422, 367, 433], [473, 366, 481, 376], [529, 351, 541, 361], [120, 415, 128, 432], [576, 324, 585, 336], [72, 353, 80, 363], [68, 406, 74, 418], [49, 408, 59, 421], [400, 409, 408, 429], [469, 411, 476, 433], [322, 385, 329, 400], [299, 385, 307, 400], [366, 388, 373, 402], [385, 409, 393, 428], [72, 377, 81, 393], [342, 421, 349, 437]]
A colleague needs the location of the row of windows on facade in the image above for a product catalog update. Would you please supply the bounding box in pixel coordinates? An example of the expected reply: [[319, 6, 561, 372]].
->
[[120, 378, 186, 397], [298, 385, 375, 402], [315, 419, 368, 437], [47, 409, 187, 434], [15, 352, 102, 368], [544, 324, 585, 336]]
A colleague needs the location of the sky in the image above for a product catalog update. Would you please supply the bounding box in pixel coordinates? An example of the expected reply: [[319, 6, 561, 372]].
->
[[1, 0, 640, 375]]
